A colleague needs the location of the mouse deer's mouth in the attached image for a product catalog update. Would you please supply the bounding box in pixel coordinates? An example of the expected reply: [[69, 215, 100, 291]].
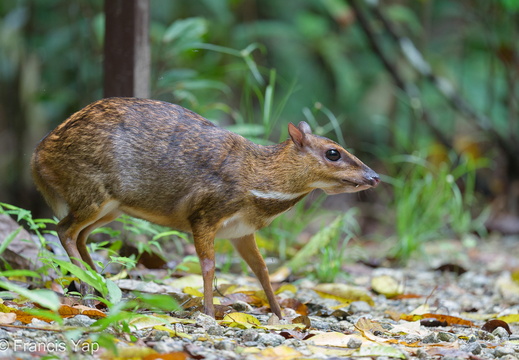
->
[[341, 173, 381, 189]]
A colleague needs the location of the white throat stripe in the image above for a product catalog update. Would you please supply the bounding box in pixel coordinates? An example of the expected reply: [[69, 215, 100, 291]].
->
[[250, 189, 307, 201]]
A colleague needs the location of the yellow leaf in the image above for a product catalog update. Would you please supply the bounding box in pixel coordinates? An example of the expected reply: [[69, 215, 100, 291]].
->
[[221, 312, 261, 329], [166, 275, 204, 289], [307, 345, 356, 357], [0, 303, 17, 313], [174, 260, 202, 275], [409, 304, 430, 315], [354, 344, 406, 359], [306, 332, 370, 347], [222, 284, 238, 295], [371, 275, 404, 298], [275, 283, 297, 294], [129, 314, 195, 330], [314, 283, 374, 306], [262, 324, 306, 331], [106, 269, 128, 281], [269, 266, 291, 283], [253, 345, 304, 359], [355, 318, 387, 335], [498, 314, 519, 324], [153, 325, 192, 339], [461, 312, 497, 321], [183, 287, 203, 297], [102, 346, 156, 359]]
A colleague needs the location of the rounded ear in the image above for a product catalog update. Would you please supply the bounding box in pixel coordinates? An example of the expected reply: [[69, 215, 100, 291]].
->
[[288, 122, 305, 148], [298, 121, 312, 135]]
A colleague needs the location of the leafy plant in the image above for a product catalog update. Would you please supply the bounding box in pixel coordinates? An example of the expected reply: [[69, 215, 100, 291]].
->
[[384, 152, 489, 262]]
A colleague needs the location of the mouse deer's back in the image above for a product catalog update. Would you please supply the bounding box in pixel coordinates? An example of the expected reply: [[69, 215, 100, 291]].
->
[[31, 98, 239, 222]]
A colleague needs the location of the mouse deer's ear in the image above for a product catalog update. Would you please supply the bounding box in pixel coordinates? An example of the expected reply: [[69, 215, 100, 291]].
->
[[298, 121, 312, 135], [288, 122, 306, 148], [288, 121, 312, 148]]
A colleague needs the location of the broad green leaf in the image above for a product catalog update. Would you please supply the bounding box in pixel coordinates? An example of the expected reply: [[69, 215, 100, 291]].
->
[[0, 281, 59, 311], [0, 227, 21, 255]]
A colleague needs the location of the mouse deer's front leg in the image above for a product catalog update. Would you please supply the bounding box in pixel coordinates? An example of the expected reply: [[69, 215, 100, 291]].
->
[[231, 233, 282, 318], [192, 226, 217, 317]]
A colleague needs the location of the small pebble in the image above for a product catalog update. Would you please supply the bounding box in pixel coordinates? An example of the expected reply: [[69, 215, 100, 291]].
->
[[347, 337, 362, 349], [153, 338, 184, 353], [348, 301, 371, 313], [461, 342, 482, 355], [0, 329, 10, 340], [422, 332, 437, 344], [404, 334, 421, 344], [63, 315, 97, 327], [492, 327, 510, 339], [214, 340, 235, 351], [195, 313, 217, 329], [258, 333, 285, 347], [477, 329, 496, 341], [242, 328, 259, 342], [232, 300, 253, 313], [337, 320, 355, 332], [308, 317, 331, 331], [437, 332, 456, 342], [153, 330, 170, 341], [494, 346, 515, 357], [416, 348, 430, 360], [206, 325, 224, 336]]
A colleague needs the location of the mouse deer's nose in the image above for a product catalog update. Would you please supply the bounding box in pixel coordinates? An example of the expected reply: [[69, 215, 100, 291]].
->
[[370, 175, 381, 187]]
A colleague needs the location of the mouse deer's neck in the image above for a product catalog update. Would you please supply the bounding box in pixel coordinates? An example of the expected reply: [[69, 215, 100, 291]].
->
[[246, 140, 312, 198]]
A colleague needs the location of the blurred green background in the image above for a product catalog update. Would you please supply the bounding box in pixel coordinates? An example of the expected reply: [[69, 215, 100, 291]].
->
[[1, 0, 518, 261]]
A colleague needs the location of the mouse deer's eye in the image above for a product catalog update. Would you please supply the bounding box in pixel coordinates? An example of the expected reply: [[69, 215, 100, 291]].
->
[[325, 149, 341, 161]]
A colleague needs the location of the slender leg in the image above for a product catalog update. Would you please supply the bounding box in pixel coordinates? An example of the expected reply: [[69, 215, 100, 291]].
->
[[56, 202, 120, 305], [192, 228, 217, 317], [57, 212, 98, 303], [231, 233, 282, 318], [57, 213, 90, 269], [76, 211, 121, 270]]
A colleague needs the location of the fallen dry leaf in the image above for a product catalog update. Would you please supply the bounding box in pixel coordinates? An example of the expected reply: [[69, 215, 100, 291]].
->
[[221, 312, 261, 329], [269, 266, 291, 283], [371, 275, 404, 298], [481, 319, 512, 334], [279, 298, 308, 315], [143, 352, 188, 360], [252, 345, 303, 359], [497, 314, 519, 324], [314, 283, 374, 306], [0, 312, 16, 324], [306, 331, 369, 348], [58, 304, 106, 318], [400, 313, 473, 327]]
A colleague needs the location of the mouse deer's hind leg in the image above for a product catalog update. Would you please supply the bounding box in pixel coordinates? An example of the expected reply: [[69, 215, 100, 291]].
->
[[57, 200, 120, 269], [56, 200, 121, 304], [76, 209, 121, 270]]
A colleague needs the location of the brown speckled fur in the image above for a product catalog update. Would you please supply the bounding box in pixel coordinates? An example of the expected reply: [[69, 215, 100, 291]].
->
[[31, 97, 379, 318]]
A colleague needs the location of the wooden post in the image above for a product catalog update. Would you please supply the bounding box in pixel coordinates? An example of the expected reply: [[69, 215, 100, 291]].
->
[[104, 0, 150, 98]]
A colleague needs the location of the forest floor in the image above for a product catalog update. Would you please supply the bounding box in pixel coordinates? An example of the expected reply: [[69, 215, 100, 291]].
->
[[0, 216, 519, 359]]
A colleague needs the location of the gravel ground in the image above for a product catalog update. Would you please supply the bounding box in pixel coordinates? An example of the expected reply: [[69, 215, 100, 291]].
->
[[0, 236, 518, 359]]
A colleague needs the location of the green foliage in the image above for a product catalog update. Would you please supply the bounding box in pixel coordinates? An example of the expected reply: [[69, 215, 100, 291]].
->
[[313, 211, 360, 283], [384, 153, 489, 262], [0, 202, 56, 244], [0, 273, 60, 310]]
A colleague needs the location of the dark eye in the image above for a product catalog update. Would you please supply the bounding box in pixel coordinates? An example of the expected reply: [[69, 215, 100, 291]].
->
[[325, 149, 341, 161]]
